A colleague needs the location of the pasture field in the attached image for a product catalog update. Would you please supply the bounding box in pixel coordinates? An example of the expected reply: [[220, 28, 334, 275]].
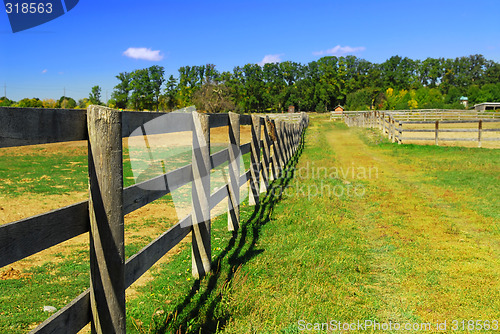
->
[[400, 120, 500, 148], [1, 114, 499, 333]]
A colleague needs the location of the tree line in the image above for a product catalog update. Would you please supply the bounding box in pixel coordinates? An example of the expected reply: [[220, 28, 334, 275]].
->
[[1, 54, 499, 112]]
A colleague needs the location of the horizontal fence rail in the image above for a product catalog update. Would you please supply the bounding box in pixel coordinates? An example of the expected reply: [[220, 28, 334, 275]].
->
[[342, 109, 500, 147], [0, 106, 309, 333]]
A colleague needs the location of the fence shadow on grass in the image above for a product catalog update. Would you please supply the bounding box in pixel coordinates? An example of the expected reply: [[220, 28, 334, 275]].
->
[[154, 131, 307, 334]]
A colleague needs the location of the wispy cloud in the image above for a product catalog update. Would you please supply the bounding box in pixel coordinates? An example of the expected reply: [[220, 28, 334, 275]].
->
[[123, 47, 164, 61], [41, 69, 48, 74], [313, 45, 366, 56], [258, 54, 284, 66]]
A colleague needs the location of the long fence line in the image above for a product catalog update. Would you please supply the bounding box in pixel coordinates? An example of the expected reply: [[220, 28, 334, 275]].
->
[[0, 106, 309, 333], [340, 109, 500, 147]]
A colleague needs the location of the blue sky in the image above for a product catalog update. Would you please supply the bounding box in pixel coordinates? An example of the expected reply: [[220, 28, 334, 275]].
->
[[1, 0, 499, 102]]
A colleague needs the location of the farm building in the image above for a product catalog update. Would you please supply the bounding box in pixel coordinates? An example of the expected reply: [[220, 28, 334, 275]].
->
[[474, 102, 500, 111], [333, 105, 344, 113], [460, 96, 468, 108]]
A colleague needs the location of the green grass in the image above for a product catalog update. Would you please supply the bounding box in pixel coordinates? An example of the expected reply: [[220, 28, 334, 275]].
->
[[0, 249, 89, 333], [0, 148, 88, 196], [358, 128, 500, 220]]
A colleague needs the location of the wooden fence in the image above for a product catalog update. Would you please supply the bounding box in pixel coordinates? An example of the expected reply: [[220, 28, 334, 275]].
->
[[0, 106, 309, 333], [343, 110, 500, 147]]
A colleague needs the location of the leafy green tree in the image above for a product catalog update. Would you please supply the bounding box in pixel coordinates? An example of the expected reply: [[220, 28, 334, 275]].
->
[[130, 69, 153, 110], [241, 63, 265, 112], [0, 97, 14, 106], [161, 75, 179, 111], [112, 72, 132, 109], [193, 82, 235, 113], [178, 66, 199, 107], [16, 98, 43, 108], [262, 62, 285, 111], [419, 57, 444, 87], [42, 98, 57, 108], [415, 87, 444, 109], [89, 86, 102, 105], [78, 98, 90, 109], [482, 60, 500, 85], [380, 56, 419, 91], [148, 65, 165, 111], [346, 87, 379, 110], [57, 96, 76, 109]]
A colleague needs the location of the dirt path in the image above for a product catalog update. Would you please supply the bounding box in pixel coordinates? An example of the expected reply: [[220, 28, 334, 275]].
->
[[324, 122, 500, 322]]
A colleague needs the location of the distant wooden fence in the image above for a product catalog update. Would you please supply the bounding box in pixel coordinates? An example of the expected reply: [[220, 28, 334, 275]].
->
[[343, 110, 500, 147], [329, 110, 366, 120], [0, 106, 309, 333]]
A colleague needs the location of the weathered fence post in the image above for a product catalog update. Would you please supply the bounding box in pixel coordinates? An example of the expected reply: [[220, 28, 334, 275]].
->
[[273, 120, 285, 177], [390, 116, 395, 143], [478, 119, 482, 148], [261, 116, 272, 188], [286, 123, 292, 160], [279, 122, 289, 164], [293, 123, 299, 155], [270, 119, 280, 181], [87, 105, 126, 334], [249, 115, 261, 206], [281, 122, 290, 163], [398, 121, 403, 144], [191, 112, 211, 278], [228, 112, 240, 231], [435, 120, 439, 146]]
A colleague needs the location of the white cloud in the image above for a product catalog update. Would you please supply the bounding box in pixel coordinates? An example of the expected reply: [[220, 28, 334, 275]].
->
[[258, 54, 284, 66], [313, 45, 366, 56], [123, 47, 164, 61], [41, 69, 48, 74]]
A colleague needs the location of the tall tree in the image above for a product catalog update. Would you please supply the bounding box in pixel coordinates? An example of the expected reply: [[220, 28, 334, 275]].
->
[[112, 72, 132, 109], [148, 65, 165, 111], [162, 75, 179, 111], [58, 96, 76, 109], [89, 86, 102, 105], [130, 69, 152, 110]]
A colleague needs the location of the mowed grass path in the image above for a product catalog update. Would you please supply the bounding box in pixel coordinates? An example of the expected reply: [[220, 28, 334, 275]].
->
[[218, 115, 500, 333]]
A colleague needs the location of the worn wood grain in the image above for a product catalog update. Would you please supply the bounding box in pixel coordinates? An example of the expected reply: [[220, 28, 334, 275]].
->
[[191, 112, 211, 279], [87, 105, 126, 333], [249, 115, 262, 206], [123, 164, 193, 215], [122, 111, 191, 137], [0, 201, 89, 268], [0, 107, 87, 148], [227, 112, 240, 231]]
